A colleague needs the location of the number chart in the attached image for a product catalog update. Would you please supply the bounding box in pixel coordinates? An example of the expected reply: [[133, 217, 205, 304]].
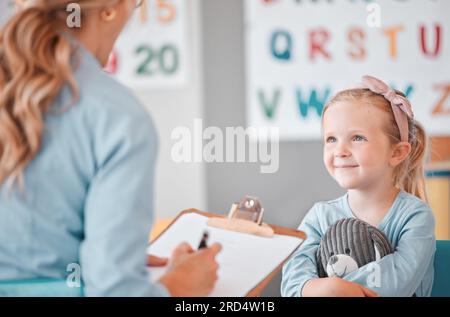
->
[[106, 0, 188, 89], [0, 0, 188, 90]]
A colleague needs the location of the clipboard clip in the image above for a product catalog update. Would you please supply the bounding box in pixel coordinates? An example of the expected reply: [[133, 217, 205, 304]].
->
[[207, 196, 274, 237]]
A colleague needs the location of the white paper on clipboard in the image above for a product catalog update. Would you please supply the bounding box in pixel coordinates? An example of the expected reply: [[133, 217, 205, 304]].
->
[[147, 212, 304, 297]]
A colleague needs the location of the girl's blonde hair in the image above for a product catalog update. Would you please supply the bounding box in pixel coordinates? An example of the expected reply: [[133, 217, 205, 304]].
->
[[323, 89, 428, 201], [0, 0, 119, 189]]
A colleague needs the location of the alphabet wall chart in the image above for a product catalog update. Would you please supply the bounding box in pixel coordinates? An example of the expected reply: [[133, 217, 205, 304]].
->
[[106, 0, 188, 89], [0, 0, 187, 90], [245, 0, 450, 140]]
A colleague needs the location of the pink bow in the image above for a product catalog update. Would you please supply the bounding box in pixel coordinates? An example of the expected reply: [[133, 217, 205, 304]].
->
[[360, 75, 414, 142]]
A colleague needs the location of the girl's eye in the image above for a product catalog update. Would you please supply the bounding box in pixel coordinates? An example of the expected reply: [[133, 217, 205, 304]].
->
[[326, 136, 337, 143], [352, 135, 367, 142]]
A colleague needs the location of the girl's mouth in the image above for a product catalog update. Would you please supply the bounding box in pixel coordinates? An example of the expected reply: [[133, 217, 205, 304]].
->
[[334, 165, 359, 168]]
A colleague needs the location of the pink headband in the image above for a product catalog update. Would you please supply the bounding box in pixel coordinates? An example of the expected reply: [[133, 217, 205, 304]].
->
[[357, 75, 414, 142]]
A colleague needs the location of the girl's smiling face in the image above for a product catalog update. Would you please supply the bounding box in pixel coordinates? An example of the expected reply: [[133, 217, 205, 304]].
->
[[322, 100, 395, 190]]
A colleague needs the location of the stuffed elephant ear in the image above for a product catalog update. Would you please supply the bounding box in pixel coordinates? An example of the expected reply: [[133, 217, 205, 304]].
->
[[316, 248, 327, 278], [368, 226, 394, 260]]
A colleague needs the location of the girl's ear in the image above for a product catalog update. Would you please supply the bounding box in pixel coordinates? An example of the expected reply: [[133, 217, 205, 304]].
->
[[389, 141, 411, 167]]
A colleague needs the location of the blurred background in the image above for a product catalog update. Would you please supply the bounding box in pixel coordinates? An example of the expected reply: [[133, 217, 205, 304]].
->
[[1, 0, 449, 296], [124, 0, 450, 296]]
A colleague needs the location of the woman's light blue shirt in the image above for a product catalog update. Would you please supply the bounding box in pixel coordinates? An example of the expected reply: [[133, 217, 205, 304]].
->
[[0, 40, 169, 296], [281, 190, 436, 297]]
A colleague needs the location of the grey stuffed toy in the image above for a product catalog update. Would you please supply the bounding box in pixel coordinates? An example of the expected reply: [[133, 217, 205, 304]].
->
[[317, 218, 394, 278]]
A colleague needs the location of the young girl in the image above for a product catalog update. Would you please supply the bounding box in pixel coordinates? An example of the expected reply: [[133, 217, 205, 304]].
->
[[281, 76, 436, 297]]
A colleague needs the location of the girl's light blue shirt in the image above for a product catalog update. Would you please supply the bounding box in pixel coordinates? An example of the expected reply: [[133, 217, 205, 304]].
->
[[281, 190, 436, 297], [0, 41, 169, 296]]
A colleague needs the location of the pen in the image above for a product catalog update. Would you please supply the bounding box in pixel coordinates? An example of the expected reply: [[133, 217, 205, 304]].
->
[[198, 231, 209, 250]]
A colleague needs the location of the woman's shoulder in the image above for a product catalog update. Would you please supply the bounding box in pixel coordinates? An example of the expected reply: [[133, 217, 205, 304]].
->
[[73, 61, 155, 132], [67, 45, 147, 119], [78, 69, 145, 116], [65, 53, 158, 158]]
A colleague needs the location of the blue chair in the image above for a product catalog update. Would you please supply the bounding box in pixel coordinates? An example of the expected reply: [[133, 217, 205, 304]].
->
[[431, 240, 450, 297], [0, 278, 84, 297]]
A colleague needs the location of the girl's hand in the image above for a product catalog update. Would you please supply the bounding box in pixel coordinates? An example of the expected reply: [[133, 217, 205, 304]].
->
[[302, 277, 379, 297], [326, 277, 379, 297]]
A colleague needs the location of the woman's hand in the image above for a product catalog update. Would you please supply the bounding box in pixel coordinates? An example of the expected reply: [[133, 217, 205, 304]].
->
[[147, 255, 169, 267], [302, 277, 379, 297], [158, 242, 222, 297]]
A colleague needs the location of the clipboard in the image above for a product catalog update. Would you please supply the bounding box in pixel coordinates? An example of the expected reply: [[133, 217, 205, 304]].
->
[[148, 207, 306, 297]]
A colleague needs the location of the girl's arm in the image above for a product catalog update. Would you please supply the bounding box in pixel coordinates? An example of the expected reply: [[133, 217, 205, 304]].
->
[[302, 277, 379, 297], [281, 203, 322, 297], [342, 207, 436, 297]]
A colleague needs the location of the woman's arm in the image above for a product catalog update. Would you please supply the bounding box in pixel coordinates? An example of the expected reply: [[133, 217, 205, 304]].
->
[[79, 102, 165, 296]]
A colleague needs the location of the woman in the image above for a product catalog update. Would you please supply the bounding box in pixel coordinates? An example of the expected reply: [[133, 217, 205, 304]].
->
[[0, 0, 221, 296]]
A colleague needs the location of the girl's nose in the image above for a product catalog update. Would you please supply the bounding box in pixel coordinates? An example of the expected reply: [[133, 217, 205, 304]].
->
[[335, 151, 351, 158], [334, 143, 351, 157]]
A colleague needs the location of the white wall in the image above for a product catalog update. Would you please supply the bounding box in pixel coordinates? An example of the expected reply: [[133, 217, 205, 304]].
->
[[202, 0, 344, 296], [134, 0, 206, 219]]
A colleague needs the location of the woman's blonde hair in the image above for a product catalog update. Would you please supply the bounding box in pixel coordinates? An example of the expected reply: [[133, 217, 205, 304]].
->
[[0, 0, 119, 189], [323, 89, 428, 201]]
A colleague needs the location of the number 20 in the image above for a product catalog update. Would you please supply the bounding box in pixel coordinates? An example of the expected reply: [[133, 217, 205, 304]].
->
[[136, 44, 179, 76]]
